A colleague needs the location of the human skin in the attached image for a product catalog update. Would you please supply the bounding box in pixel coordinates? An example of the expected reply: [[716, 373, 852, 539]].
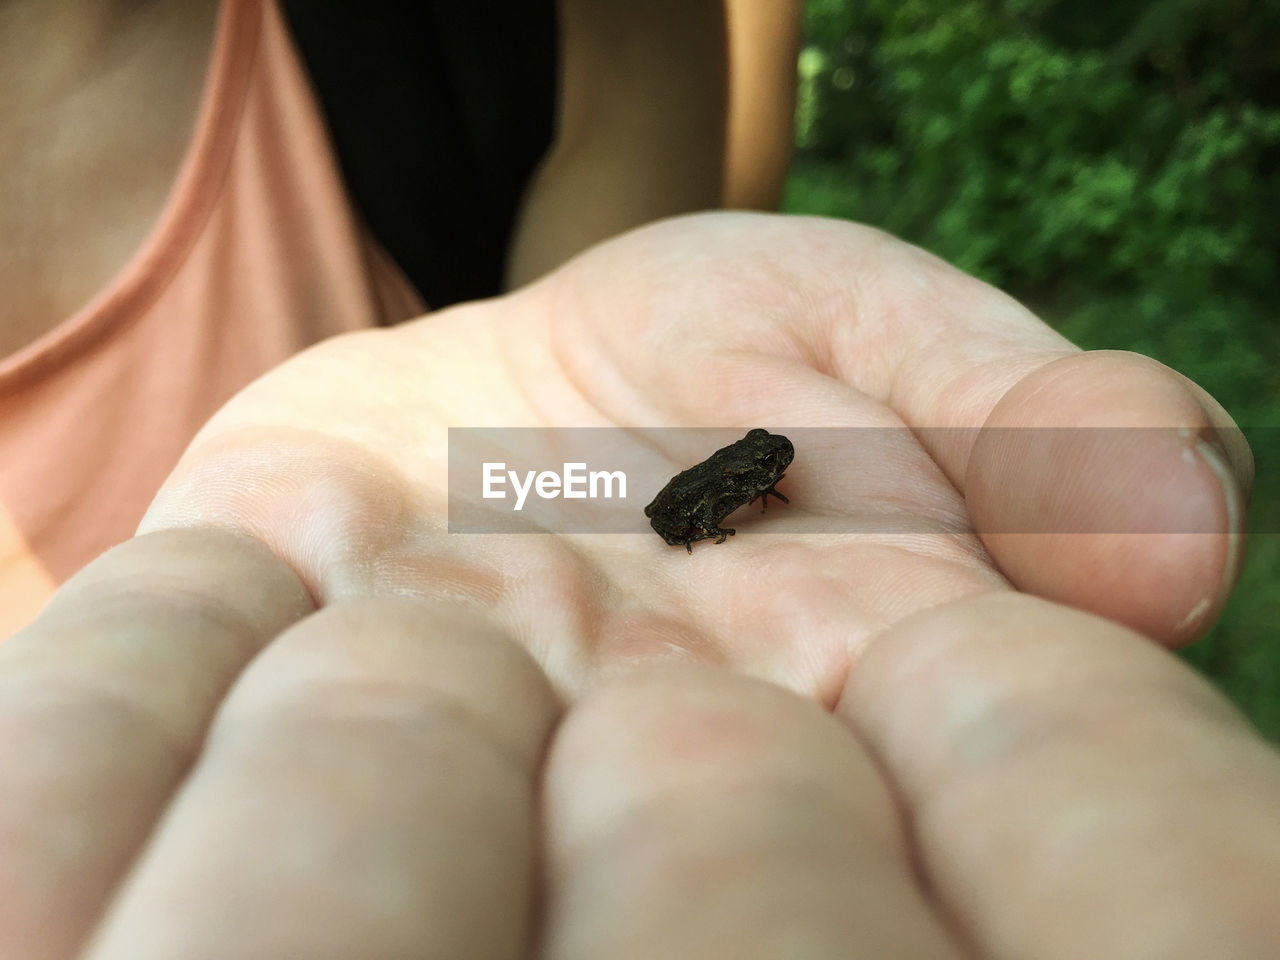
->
[[505, 0, 804, 287], [2, 214, 1275, 959], [0, 0, 218, 356]]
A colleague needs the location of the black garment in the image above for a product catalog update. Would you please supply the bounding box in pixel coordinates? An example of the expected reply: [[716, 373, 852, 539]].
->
[[281, 2, 558, 309]]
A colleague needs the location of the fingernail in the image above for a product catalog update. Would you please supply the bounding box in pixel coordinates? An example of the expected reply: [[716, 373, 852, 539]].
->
[[1181, 437, 1246, 631]]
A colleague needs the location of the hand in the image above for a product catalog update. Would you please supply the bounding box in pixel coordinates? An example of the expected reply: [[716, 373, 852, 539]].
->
[[3, 213, 1274, 958]]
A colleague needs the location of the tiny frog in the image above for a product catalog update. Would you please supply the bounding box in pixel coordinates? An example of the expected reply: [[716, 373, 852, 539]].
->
[[644, 428, 794, 553]]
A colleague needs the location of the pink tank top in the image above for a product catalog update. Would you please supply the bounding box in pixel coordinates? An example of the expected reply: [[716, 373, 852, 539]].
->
[[0, 0, 425, 637]]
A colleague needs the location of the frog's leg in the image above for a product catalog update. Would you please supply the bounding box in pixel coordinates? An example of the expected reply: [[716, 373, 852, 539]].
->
[[708, 525, 736, 545], [682, 528, 712, 553], [681, 527, 733, 552], [750, 479, 790, 511]]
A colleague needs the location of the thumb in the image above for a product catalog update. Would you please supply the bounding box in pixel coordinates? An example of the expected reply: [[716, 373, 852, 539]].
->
[[965, 350, 1250, 646]]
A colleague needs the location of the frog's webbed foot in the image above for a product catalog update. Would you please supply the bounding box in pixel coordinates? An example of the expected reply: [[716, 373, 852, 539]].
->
[[680, 526, 736, 552], [751, 480, 790, 512]]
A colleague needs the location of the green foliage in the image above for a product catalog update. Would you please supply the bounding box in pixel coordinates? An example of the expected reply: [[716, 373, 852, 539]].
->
[[785, 0, 1280, 738]]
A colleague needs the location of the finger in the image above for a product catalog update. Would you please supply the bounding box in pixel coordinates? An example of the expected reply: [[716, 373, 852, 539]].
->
[[82, 598, 560, 960], [839, 593, 1280, 960], [966, 351, 1249, 643], [554, 216, 1245, 640], [540, 665, 964, 960], [0, 529, 311, 960]]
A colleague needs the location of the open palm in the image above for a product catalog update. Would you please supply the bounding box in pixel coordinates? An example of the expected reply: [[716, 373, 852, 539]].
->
[[4, 214, 1274, 960]]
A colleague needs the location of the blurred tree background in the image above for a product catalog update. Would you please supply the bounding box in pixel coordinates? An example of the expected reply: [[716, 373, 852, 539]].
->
[[782, 0, 1279, 738]]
